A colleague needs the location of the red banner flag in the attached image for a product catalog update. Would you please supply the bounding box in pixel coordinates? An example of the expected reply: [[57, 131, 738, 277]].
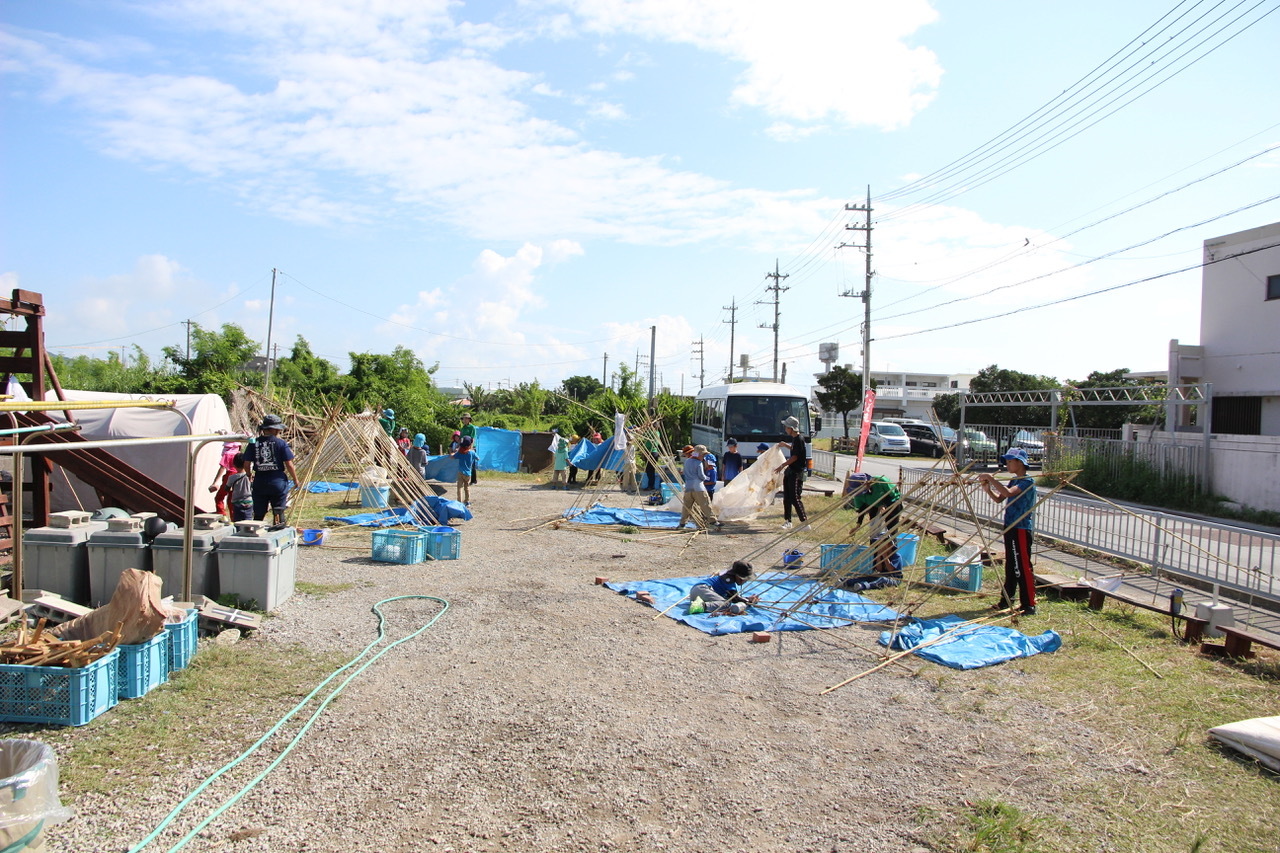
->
[[854, 389, 876, 473]]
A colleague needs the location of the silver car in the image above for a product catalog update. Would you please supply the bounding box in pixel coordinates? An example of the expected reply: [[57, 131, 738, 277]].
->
[[867, 422, 911, 456]]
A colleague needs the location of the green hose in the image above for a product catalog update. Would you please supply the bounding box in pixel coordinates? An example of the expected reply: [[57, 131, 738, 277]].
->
[[127, 594, 450, 853]]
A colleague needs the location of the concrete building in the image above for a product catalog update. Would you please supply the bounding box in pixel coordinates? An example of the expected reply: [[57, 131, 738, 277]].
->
[[866, 370, 975, 421]]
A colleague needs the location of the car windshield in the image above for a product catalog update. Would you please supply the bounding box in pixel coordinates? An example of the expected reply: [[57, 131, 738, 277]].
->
[[965, 430, 989, 442], [1014, 430, 1043, 443], [940, 427, 957, 440], [878, 423, 906, 436]]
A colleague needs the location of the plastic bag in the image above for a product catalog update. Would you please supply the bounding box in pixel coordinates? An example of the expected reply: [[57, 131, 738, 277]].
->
[[0, 740, 72, 850]]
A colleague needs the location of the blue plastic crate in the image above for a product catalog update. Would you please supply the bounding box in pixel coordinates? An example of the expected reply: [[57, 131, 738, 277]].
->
[[117, 632, 170, 700], [0, 648, 120, 727], [165, 608, 199, 673], [371, 529, 427, 565], [424, 527, 461, 561], [819, 544, 872, 575], [924, 555, 984, 592]]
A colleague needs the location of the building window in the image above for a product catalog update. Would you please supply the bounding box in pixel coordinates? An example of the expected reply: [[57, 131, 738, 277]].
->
[[1268, 274, 1280, 301], [950, 380, 958, 388], [1212, 396, 1262, 436]]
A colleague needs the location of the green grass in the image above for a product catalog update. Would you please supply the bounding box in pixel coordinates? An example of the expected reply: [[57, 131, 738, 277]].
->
[[295, 581, 356, 597], [26, 641, 345, 800]]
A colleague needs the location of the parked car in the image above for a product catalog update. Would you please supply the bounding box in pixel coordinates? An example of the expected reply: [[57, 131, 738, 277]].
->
[[1010, 429, 1045, 461], [902, 424, 946, 457], [962, 429, 997, 462], [866, 421, 911, 456]]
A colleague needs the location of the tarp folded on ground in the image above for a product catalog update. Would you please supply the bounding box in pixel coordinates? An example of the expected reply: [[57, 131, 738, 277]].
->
[[1209, 715, 1280, 771], [325, 508, 417, 527], [879, 615, 1062, 669], [306, 481, 360, 493], [568, 438, 626, 471], [606, 572, 902, 635], [414, 495, 473, 523], [476, 426, 521, 473], [564, 504, 688, 528]]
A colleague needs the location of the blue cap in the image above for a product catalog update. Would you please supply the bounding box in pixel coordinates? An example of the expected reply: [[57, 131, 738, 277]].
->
[[382, 408, 394, 417], [413, 433, 426, 448], [1001, 447, 1030, 465], [756, 443, 769, 452]]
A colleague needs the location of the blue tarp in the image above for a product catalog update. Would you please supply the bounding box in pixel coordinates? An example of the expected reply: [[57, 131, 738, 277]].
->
[[606, 572, 902, 635], [324, 508, 415, 527], [414, 495, 473, 523], [422, 455, 460, 482], [476, 426, 520, 473], [879, 615, 1062, 669], [306, 481, 360, 493], [564, 504, 688, 528], [568, 439, 626, 471]]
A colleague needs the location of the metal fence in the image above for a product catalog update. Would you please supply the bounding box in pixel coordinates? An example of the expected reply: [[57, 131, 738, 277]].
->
[[811, 448, 837, 479], [900, 468, 1280, 606], [1046, 434, 1202, 491]]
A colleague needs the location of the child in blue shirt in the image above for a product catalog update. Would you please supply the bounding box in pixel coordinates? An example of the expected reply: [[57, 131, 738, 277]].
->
[[721, 439, 743, 482], [453, 436, 477, 506], [979, 447, 1038, 615], [688, 561, 758, 615]]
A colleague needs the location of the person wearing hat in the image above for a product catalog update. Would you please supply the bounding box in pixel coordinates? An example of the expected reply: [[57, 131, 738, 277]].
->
[[721, 438, 743, 483], [773, 416, 808, 530], [379, 408, 396, 437], [978, 447, 1037, 615], [678, 444, 716, 531], [566, 433, 582, 486], [453, 436, 477, 506], [396, 427, 412, 455], [407, 433, 429, 477], [460, 413, 479, 485], [841, 533, 904, 593], [249, 414, 299, 525], [846, 472, 903, 573], [549, 428, 569, 489], [688, 560, 759, 615]]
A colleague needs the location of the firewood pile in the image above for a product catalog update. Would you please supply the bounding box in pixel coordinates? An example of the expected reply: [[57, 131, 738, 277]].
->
[[0, 617, 122, 668]]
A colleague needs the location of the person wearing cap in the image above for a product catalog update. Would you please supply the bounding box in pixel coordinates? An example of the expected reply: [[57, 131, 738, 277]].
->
[[549, 428, 569, 489], [407, 433, 429, 477], [978, 447, 1038, 615], [774, 416, 808, 530], [453, 435, 477, 506], [688, 560, 759, 615], [249, 414, 299, 524], [379, 408, 396, 437], [678, 444, 716, 530], [721, 438, 743, 483], [846, 472, 903, 572], [459, 413, 479, 485]]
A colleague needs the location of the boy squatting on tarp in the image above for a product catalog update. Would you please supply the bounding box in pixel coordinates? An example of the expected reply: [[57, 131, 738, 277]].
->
[[688, 561, 760, 616]]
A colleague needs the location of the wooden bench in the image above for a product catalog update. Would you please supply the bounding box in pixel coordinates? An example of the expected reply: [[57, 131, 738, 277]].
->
[[1087, 586, 1172, 616], [1199, 625, 1280, 659]]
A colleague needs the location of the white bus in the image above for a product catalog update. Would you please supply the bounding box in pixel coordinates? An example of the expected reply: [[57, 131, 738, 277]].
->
[[691, 381, 816, 462]]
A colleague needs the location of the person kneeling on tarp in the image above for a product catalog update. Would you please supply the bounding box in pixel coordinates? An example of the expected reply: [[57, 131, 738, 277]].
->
[[842, 535, 904, 592], [689, 560, 760, 616]]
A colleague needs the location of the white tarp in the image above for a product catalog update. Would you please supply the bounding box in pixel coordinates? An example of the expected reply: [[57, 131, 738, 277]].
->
[[1208, 715, 1280, 771], [712, 443, 787, 521], [42, 390, 234, 515]]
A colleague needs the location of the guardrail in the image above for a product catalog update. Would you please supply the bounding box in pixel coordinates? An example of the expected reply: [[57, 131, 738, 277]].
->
[[900, 468, 1280, 606], [811, 448, 838, 479]]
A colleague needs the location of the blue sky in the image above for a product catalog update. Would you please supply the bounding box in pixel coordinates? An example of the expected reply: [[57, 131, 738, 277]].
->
[[3, 0, 1278, 394]]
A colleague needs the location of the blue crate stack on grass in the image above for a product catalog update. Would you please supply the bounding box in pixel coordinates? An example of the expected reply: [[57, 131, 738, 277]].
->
[[371, 529, 428, 565], [0, 648, 120, 727], [165, 608, 199, 674], [924, 555, 984, 592], [116, 632, 169, 700], [424, 526, 460, 561]]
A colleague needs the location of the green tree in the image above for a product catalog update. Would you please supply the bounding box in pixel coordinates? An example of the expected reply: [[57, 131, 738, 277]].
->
[[162, 323, 260, 395], [273, 336, 343, 400], [561, 375, 604, 401], [932, 392, 961, 429], [964, 364, 1059, 427], [510, 381, 548, 419], [1063, 368, 1161, 430], [51, 346, 171, 394], [815, 366, 869, 439]]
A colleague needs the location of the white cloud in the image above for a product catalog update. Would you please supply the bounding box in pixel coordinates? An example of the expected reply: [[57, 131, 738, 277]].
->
[[47, 255, 201, 347], [557, 0, 943, 131]]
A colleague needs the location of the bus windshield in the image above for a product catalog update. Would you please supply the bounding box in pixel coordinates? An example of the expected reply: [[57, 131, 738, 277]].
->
[[725, 395, 810, 439]]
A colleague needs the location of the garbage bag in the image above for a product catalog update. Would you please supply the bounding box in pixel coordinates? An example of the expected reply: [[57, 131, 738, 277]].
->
[[0, 740, 72, 851]]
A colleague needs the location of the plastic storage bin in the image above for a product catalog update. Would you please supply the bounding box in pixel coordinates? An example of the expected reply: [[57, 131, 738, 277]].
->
[[0, 740, 72, 850], [86, 518, 152, 606], [165, 609, 199, 673], [216, 522, 298, 611], [894, 533, 921, 567], [660, 483, 677, 503], [116, 633, 169, 700], [819, 544, 872, 575], [924, 555, 984, 592], [151, 515, 235, 600], [424, 527, 461, 561], [21, 513, 108, 604], [371, 530, 427, 565], [360, 486, 390, 508], [0, 649, 120, 727]]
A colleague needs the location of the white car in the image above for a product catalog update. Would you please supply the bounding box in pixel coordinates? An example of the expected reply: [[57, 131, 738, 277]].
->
[[867, 422, 911, 456]]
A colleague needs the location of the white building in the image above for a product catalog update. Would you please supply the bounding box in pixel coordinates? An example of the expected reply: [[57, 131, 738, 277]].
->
[[867, 370, 975, 421]]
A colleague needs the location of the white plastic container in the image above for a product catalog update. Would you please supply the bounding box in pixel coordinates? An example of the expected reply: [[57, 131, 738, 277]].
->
[[1194, 601, 1236, 639], [85, 518, 151, 606], [216, 523, 297, 611], [151, 515, 235, 600], [21, 517, 108, 605]]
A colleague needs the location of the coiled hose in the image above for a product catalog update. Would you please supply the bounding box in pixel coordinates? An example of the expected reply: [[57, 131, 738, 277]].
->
[[128, 594, 450, 853]]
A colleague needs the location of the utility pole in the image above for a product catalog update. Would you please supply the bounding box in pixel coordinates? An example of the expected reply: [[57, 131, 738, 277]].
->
[[183, 319, 194, 361], [648, 325, 656, 406], [839, 188, 873, 407], [264, 267, 278, 396], [722, 300, 737, 382], [602, 352, 609, 388], [758, 259, 788, 382], [691, 337, 706, 389]]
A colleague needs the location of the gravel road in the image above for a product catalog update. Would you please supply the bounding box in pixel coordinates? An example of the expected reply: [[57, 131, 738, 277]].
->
[[44, 479, 1123, 853]]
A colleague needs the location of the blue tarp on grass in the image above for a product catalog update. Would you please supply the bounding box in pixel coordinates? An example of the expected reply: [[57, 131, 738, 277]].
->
[[324, 508, 416, 527], [606, 572, 903, 635], [324, 497, 474, 527], [879, 615, 1062, 669], [564, 504, 687, 528], [306, 481, 360, 493]]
